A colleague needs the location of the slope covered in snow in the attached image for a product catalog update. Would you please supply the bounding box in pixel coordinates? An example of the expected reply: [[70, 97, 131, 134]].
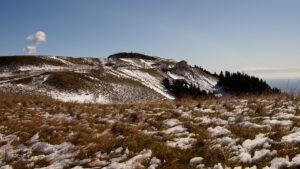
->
[[0, 53, 224, 103]]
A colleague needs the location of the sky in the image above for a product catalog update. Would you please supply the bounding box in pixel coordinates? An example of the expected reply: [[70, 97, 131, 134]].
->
[[1, 0, 300, 79]]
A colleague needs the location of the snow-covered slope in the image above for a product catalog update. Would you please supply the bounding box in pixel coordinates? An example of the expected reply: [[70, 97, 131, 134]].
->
[[0, 53, 224, 103]]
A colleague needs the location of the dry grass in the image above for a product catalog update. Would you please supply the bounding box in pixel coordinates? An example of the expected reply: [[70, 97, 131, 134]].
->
[[0, 55, 65, 67], [43, 71, 96, 91], [0, 92, 299, 168]]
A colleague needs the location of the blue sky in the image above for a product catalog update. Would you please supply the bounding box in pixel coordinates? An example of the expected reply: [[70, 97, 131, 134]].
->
[[1, 0, 300, 79]]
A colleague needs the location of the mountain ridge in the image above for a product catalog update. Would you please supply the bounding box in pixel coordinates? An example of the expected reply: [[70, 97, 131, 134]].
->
[[0, 53, 223, 103]]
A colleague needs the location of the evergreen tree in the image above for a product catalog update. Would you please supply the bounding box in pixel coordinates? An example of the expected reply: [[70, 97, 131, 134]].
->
[[217, 71, 281, 95]]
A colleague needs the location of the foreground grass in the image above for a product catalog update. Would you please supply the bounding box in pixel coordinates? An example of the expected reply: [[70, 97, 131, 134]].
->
[[0, 93, 299, 169]]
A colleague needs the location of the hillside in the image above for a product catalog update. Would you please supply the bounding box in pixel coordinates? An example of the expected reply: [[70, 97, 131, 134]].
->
[[0, 92, 299, 168], [0, 53, 299, 169], [0, 53, 222, 103]]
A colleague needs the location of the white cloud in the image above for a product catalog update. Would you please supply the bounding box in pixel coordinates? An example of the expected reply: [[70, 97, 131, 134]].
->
[[23, 31, 47, 54], [23, 45, 36, 55]]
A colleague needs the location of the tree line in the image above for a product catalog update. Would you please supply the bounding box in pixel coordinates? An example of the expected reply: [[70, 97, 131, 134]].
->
[[162, 71, 281, 99], [218, 71, 280, 95]]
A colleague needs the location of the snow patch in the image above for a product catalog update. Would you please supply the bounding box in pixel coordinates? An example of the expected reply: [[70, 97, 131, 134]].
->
[[242, 134, 272, 151], [119, 69, 175, 99], [281, 127, 300, 144], [166, 136, 197, 149], [207, 126, 231, 137], [252, 149, 277, 162], [148, 157, 161, 169], [103, 149, 152, 169], [263, 119, 292, 126], [49, 91, 110, 104], [189, 157, 203, 165], [163, 118, 181, 127], [163, 125, 187, 135]]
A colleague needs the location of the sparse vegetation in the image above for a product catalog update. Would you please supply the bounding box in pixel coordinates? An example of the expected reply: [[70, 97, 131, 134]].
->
[[44, 71, 95, 91], [0, 92, 299, 168]]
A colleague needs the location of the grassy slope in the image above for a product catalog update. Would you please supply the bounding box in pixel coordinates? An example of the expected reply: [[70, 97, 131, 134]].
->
[[0, 92, 299, 168], [0, 56, 65, 67]]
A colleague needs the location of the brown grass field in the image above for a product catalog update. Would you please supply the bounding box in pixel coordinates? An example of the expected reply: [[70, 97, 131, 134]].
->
[[0, 92, 299, 169]]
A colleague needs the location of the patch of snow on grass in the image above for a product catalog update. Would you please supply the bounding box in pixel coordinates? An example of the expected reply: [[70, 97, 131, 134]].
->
[[235, 150, 252, 163], [52, 113, 75, 121], [28, 132, 39, 143], [189, 157, 203, 165], [148, 157, 161, 169], [290, 154, 300, 167], [166, 135, 197, 149], [230, 134, 275, 163], [199, 108, 216, 113], [120, 69, 175, 99], [263, 119, 292, 126], [272, 112, 295, 120], [19, 64, 69, 72], [30, 142, 76, 168], [49, 91, 110, 104], [47, 56, 74, 66], [241, 121, 270, 129], [139, 59, 155, 68], [103, 149, 152, 169], [181, 110, 193, 119], [213, 136, 239, 148], [163, 125, 187, 135], [0, 165, 13, 169], [262, 154, 300, 168], [207, 126, 231, 137], [281, 127, 300, 144], [163, 119, 181, 127], [32, 142, 74, 155], [252, 149, 277, 162], [120, 58, 144, 68], [213, 163, 224, 169], [163, 123, 197, 149], [196, 116, 228, 125], [263, 156, 290, 169], [0, 72, 14, 78], [242, 134, 272, 151], [167, 72, 184, 80], [195, 116, 211, 124], [0, 134, 18, 163]]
